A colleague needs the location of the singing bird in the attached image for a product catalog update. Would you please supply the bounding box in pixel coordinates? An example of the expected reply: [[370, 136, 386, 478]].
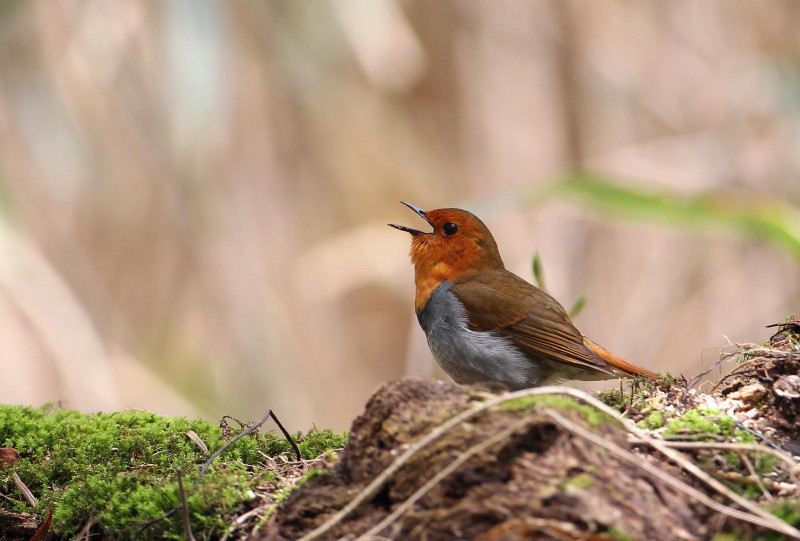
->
[[390, 202, 654, 389]]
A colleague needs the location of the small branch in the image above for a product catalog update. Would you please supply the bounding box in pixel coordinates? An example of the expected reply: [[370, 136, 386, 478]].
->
[[686, 349, 739, 390], [196, 409, 300, 489], [741, 454, 772, 500], [269, 410, 302, 462], [12, 472, 36, 507], [75, 517, 97, 540], [177, 469, 196, 541], [222, 505, 266, 541], [627, 439, 799, 482]]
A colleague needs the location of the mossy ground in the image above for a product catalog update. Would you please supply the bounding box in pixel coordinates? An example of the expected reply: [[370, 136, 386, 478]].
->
[[594, 320, 800, 520], [595, 372, 676, 412], [500, 393, 621, 427], [661, 406, 755, 442], [269, 378, 713, 540], [0, 404, 346, 539], [3, 321, 800, 540]]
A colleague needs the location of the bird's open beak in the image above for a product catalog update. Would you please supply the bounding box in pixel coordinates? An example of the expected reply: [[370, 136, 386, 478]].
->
[[388, 201, 433, 235]]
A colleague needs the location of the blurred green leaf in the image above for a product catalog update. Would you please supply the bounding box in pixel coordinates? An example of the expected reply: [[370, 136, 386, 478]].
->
[[531, 251, 545, 290], [548, 173, 800, 262], [569, 292, 588, 318], [530, 251, 587, 317]]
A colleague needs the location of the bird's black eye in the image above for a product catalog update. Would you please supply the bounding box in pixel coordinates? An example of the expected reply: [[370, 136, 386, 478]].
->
[[442, 222, 458, 236]]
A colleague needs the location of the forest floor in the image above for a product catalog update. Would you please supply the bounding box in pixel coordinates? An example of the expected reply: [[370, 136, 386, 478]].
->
[[2, 321, 800, 540]]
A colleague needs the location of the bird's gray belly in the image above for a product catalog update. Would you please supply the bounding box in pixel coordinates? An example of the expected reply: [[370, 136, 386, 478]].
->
[[417, 282, 540, 389]]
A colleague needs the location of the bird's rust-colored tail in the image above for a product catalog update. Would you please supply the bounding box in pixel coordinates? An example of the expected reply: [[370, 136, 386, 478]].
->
[[584, 337, 657, 380]]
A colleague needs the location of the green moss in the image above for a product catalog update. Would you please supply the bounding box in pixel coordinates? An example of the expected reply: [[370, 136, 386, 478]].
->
[[257, 426, 347, 461], [0, 404, 346, 539], [606, 527, 635, 541], [754, 453, 780, 478], [637, 409, 665, 430], [561, 472, 594, 490], [720, 450, 779, 475], [712, 500, 800, 540], [594, 387, 626, 410], [295, 428, 348, 459], [662, 407, 753, 443], [596, 373, 676, 412], [500, 394, 618, 427], [766, 500, 800, 528]]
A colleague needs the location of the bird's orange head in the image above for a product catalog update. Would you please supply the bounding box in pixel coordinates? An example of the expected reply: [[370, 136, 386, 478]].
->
[[390, 202, 505, 310]]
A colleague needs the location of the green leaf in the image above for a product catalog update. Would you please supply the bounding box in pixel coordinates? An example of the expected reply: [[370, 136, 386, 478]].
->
[[548, 172, 800, 262], [531, 251, 545, 290], [569, 292, 588, 318]]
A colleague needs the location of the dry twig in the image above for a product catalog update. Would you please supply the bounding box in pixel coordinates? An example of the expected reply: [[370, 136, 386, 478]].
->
[[196, 409, 300, 489], [627, 440, 800, 482], [12, 472, 36, 507], [177, 469, 196, 541]]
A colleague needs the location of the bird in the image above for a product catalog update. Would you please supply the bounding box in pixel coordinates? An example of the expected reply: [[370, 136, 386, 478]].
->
[[389, 201, 654, 389]]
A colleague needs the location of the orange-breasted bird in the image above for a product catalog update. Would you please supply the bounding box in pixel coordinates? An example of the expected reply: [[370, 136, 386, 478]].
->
[[390, 202, 654, 389]]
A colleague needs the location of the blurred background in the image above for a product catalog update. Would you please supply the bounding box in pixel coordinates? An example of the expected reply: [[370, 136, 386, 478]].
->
[[0, 1, 798, 431]]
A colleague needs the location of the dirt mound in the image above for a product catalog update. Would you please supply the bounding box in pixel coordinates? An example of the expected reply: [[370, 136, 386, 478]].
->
[[261, 381, 702, 540], [717, 322, 800, 454], [261, 323, 800, 540]]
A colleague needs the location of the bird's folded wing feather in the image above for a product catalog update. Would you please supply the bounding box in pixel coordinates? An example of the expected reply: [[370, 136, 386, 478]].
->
[[450, 270, 613, 375]]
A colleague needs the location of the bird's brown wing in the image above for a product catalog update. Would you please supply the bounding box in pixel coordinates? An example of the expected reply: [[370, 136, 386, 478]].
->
[[450, 270, 614, 376]]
